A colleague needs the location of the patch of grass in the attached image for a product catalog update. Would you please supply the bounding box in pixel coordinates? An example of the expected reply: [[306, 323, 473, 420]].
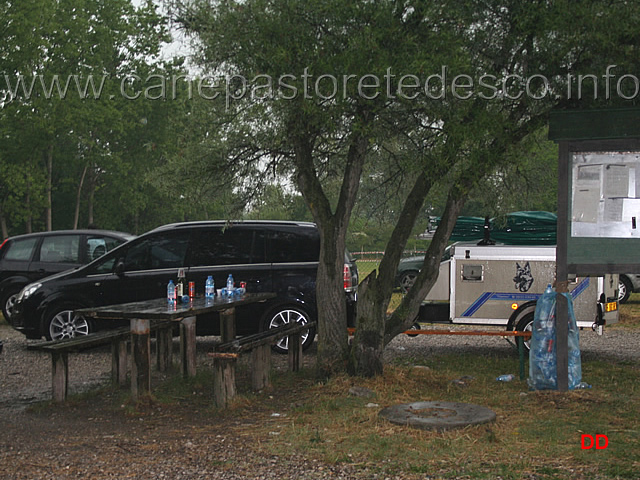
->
[[355, 260, 378, 283], [253, 353, 640, 479], [151, 369, 214, 404], [617, 293, 640, 329], [355, 260, 404, 314]]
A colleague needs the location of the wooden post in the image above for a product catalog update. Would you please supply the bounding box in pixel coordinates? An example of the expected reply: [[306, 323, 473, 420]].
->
[[111, 337, 128, 386], [180, 315, 197, 378], [51, 351, 69, 402], [211, 353, 238, 408], [220, 307, 236, 343], [156, 323, 173, 372], [130, 318, 151, 401], [556, 291, 570, 391], [556, 141, 570, 391], [251, 344, 271, 390], [517, 336, 525, 381], [288, 332, 303, 372]]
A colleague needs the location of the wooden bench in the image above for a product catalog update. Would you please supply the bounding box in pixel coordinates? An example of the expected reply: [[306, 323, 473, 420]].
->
[[208, 321, 316, 408], [28, 321, 175, 402]]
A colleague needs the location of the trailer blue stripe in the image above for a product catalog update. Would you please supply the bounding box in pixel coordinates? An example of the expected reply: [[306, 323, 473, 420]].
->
[[461, 291, 496, 317], [460, 277, 590, 317], [570, 277, 590, 297]]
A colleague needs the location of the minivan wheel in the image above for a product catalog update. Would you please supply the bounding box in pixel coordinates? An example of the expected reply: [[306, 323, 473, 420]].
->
[[46, 305, 92, 341], [263, 306, 315, 354], [2, 290, 20, 320]]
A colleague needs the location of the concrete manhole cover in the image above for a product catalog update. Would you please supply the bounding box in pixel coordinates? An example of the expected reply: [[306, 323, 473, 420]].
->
[[379, 401, 496, 431], [413, 406, 457, 418]]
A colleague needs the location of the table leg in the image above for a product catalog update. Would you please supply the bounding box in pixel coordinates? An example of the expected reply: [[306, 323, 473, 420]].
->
[[288, 331, 303, 372], [156, 324, 173, 372], [111, 337, 128, 386], [131, 318, 151, 401], [220, 307, 236, 343], [51, 351, 69, 402], [180, 315, 197, 378]]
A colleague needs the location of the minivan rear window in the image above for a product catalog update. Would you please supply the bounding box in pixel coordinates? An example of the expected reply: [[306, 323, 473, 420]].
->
[[267, 228, 320, 263], [189, 227, 266, 266]]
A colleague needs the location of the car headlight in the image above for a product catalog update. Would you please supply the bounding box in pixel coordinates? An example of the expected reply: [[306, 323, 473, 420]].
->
[[18, 283, 42, 302]]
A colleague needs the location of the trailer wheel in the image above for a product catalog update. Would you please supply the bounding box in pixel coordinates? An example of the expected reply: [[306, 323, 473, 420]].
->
[[508, 303, 537, 351]]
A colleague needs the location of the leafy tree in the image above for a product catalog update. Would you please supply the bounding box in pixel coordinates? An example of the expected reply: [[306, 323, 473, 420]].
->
[[0, 0, 53, 236], [0, 0, 172, 236], [170, 0, 466, 375], [423, 127, 559, 218], [368, 0, 640, 376], [172, 0, 640, 378]]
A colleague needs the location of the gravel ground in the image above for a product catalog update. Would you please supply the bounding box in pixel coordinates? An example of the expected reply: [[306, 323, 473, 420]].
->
[[0, 320, 638, 479]]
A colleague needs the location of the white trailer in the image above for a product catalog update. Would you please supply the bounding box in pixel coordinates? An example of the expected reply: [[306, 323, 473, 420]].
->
[[418, 243, 619, 334]]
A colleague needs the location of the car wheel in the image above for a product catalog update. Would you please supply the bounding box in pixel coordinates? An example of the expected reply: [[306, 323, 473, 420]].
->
[[2, 289, 20, 321], [263, 306, 315, 354], [45, 305, 92, 341], [618, 276, 632, 304], [399, 270, 419, 293]]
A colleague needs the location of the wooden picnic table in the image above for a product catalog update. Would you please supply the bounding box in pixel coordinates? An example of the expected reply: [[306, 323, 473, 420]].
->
[[77, 293, 275, 401]]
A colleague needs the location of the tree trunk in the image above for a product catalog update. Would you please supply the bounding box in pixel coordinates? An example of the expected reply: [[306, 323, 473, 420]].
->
[[314, 223, 350, 377], [384, 191, 467, 343], [349, 170, 432, 377], [73, 164, 88, 230], [87, 175, 95, 227], [0, 210, 7, 239], [293, 115, 369, 378], [348, 271, 386, 376], [25, 173, 32, 233], [45, 144, 54, 231]]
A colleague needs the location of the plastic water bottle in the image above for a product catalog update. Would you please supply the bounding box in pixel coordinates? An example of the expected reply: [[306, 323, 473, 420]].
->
[[205, 276, 215, 298], [566, 292, 582, 389], [226, 274, 234, 294], [496, 374, 515, 382], [529, 285, 558, 390], [167, 280, 176, 304]]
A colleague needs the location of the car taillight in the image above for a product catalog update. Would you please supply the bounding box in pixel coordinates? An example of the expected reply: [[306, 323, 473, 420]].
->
[[343, 264, 352, 290]]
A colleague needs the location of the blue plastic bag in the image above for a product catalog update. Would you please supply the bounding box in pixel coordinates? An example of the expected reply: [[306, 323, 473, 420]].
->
[[528, 285, 582, 390]]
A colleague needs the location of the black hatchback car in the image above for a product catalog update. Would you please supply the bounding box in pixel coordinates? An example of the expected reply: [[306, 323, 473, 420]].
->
[[0, 229, 134, 322], [9, 221, 358, 351]]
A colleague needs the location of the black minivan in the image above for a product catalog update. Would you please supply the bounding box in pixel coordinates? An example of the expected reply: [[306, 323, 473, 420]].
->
[[9, 221, 358, 351]]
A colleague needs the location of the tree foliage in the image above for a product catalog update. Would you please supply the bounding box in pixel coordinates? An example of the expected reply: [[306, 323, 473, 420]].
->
[[3, 0, 640, 379], [0, 0, 185, 237], [170, 0, 469, 375], [171, 0, 640, 378]]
